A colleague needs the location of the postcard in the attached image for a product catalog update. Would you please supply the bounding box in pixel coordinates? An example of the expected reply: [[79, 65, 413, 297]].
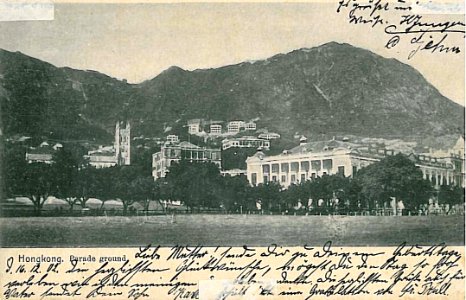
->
[[0, 0, 464, 299]]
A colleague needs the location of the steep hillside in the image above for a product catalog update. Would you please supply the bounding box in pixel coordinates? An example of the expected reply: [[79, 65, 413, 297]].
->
[[1, 42, 463, 146]]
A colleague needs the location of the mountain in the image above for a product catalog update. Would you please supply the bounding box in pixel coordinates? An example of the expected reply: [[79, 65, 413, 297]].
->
[[0, 49, 133, 143], [1, 42, 464, 147]]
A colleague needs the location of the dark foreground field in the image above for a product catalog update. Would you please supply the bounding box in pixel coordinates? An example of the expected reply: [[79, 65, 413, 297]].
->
[[0, 214, 464, 247]]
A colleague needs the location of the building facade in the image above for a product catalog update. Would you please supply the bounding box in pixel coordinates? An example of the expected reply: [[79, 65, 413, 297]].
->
[[187, 119, 203, 134], [227, 121, 245, 133], [115, 121, 131, 165], [210, 124, 222, 135], [152, 141, 221, 179], [246, 139, 465, 188], [222, 136, 270, 150]]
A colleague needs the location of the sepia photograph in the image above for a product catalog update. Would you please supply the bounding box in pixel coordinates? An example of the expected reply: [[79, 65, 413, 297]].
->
[[0, 1, 464, 248]]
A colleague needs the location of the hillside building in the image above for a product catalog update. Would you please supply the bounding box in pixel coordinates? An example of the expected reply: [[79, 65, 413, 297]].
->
[[210, 124, 222, 135], [222, 136, 270, 150], [258, 132, 281, 140], [244, 121, 257, 131], [166, 134, 180, 143], [227, 121, 245, 133], [187, 119, 203, 134], [152, 141, 221, 179], [246, 138, 464, 188]]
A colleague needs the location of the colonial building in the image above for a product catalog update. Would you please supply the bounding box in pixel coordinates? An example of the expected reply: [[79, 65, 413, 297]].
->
[[210, 124, 222, 135], [152, 141, 221, 179], [187, 119, 203, 134], [86, 146, 117, 168], [244, 121, 257, 131], [227, 121, 245, 133], [246, 138, 464, 188], [25, 142, 63, 164], [166, 134, 180, 143], [222, 136, 270, 150], [258, 132, 281, 140]]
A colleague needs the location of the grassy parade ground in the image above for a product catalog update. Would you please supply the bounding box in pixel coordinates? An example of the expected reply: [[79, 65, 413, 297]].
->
[[1, 214, 463, 247]]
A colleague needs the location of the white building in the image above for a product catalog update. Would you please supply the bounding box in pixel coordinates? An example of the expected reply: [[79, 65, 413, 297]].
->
[[166, 134, 180, 143], [187, 119, 203, 134], [210, 124, 222, 135], [258, 132, 281, 140], [246, 139, 464, 188], [244, 122, 257, 131], [227, 121, 245, 133], [222, 136, 270, 150]]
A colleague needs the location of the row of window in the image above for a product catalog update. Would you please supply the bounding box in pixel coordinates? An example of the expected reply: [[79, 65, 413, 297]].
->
[[261, 159, 335, 174], [250, 166, 347, 185], [162, 148, 221, 160]]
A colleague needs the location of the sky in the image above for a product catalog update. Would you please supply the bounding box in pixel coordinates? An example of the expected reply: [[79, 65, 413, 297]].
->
[[0, 2, 464, 105]]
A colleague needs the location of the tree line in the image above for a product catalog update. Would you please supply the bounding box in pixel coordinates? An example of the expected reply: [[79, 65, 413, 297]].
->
[[3, 144, 464, 216]]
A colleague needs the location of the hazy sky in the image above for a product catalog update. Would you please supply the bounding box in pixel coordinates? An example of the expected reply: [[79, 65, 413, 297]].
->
[[0, 2, 464, 105]]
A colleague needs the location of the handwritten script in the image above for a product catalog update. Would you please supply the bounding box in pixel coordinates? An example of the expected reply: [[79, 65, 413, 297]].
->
[[336, 0, 465, 59], [0, 243, 464, 299]]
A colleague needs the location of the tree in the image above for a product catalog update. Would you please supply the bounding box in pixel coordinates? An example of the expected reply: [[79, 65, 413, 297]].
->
[[220, 175, 251, 213], [438, 184, 465, 214], [21, 163, 56, 215], [164, 160, 222, 212], [52, 147, 79, 210], [250, 182, 281, 212], [356, 154, 433, 212], [130, 176, 155, 212]]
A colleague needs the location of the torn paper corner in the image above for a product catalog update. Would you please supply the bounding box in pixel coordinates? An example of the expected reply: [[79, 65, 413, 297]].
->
[[0, 0, 54, 22]]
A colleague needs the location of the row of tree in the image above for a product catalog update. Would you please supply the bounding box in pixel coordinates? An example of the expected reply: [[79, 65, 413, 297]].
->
[[4, 144, 464, 215]]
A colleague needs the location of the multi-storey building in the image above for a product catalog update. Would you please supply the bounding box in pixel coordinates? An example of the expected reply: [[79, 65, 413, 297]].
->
[[210, 124, 222, 135], [166, 134, 180, 143], [244, 122, 257, 131], [222, 136, 270, 150], [227, 121, 245, 133], [152, 141, 221, 179], [187, 119, 203, 134], [246, 138, 464, 188]]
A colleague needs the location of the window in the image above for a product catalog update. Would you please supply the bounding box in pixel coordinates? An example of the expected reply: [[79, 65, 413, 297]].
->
[[251, 173, 257, 186], [262, 165, 270, 174], [290, 162, 299, 172], [352, 166, 358, 176], [311, 173, 316, 179], [281, 175, 286, 183], [301, 161, 310, 172], [323, 159, 333, 170], [338, 166, 345, 176], [272, 176, 277, 182], [281, 163, 289, 173], [301, 174, 306, 182], [272, 164, 279, 173], [311, 160, 321, 171], [291, 175, 296, 183], [263, 176, 269, 183]]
